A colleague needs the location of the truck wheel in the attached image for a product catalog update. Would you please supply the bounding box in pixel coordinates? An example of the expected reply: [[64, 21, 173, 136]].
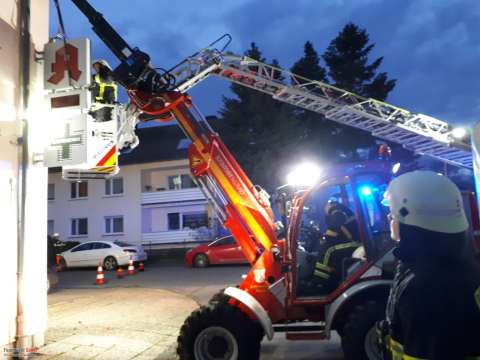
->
[[177, 304, 262, 360], [341, 300, 385, 360], [193, 253, 209, 268], [208, 288, 228, 306], [208, 288, 265, 344]]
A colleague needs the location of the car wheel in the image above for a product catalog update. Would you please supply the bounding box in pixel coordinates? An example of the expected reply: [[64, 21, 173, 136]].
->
[[103, 256, 118, 271], [193, 253, 209, 268]]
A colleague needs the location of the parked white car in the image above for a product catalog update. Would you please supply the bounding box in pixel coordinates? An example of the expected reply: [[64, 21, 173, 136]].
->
[[59, 240, 147, 271]]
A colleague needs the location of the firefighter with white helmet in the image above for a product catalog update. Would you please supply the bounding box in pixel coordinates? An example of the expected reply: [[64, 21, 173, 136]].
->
[[90, 59, 118, 122], [379, 170, 480, 359]]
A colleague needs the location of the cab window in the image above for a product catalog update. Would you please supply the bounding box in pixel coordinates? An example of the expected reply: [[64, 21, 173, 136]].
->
[[295, 180, 362, 298], [354, 174, 391, 259], [299, 182, 358, 251]]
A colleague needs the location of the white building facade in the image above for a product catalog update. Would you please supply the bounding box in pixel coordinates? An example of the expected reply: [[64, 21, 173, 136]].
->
[[48, 139, 218, 249], [0, 0, 49, 352]]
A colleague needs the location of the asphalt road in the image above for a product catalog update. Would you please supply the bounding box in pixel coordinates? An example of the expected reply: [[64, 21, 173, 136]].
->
[[53, 253, 344, 359]]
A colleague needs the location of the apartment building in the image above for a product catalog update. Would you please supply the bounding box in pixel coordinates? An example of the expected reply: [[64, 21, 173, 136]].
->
[[48, 124, 217, 248]]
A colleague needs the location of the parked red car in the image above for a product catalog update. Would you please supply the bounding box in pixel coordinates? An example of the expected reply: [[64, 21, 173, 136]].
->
[[185, 236, 248, 267]]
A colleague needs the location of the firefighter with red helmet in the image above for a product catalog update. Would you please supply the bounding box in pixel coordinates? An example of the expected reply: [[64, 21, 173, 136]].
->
[[380, 171, 480, 359]]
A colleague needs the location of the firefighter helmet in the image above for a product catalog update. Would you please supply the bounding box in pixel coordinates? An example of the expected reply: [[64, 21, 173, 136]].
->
[[92, 59, 112, 71], [383, 170, 468, 234]]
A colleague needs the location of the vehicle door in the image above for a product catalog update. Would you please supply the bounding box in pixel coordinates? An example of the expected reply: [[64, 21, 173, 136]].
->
[[209, 236, 242, 263], [90, 242, 113, 266], [67, 242, 94, 267], [289, 178, 363, 299]]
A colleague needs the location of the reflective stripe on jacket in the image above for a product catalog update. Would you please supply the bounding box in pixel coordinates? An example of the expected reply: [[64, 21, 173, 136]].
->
[[313, 240, 360, 280], [93, 73, 118, 103]]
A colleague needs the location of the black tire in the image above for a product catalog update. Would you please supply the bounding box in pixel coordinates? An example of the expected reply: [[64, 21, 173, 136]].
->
[[341, 300, 386, 360], [103, 256, 118, 271], [208, 289, 265, 344], [208, 288, 229, 306], [177, 304, 263, 360], [193, 253, 209, 268]]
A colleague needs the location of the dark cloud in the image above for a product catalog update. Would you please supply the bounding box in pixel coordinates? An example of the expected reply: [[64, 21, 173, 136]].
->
[[50, 0, 480, 123]]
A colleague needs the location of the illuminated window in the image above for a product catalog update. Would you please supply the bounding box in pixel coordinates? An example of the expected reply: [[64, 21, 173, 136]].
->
[[70, 181, 88, 199], [105, 216, 124, 234]]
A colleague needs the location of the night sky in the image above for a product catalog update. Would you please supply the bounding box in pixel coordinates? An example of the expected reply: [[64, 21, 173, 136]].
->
[[50, 0, 480, 126]]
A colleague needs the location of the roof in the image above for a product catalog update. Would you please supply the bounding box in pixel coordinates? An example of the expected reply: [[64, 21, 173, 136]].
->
[[119, 124, 188, 165], [120, 116, 220, 165]]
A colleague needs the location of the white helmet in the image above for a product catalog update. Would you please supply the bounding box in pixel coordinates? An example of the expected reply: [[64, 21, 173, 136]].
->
[[92, 59, 112, 71], [383, 170, 468, 234]]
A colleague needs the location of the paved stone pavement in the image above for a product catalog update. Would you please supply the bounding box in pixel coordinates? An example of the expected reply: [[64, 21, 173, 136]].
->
[[36, 287, 198, 360], [35, 260, 344, 359]]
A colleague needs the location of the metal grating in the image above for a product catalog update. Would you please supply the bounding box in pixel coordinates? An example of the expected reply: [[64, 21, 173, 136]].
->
[[170, 49, 472, 168]]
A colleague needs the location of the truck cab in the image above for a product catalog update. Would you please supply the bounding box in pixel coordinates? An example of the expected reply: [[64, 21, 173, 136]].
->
[[288, 162, 394, 300]]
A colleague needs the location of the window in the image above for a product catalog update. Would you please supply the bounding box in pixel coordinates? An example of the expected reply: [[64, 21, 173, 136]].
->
[[105, 177, 123, 196], [182, 212, 208, 229], [167, 174, 196, 190], [211, 236, 235, 246], [105, 216, 124, 234], [47, 220, 54, 235], [48, 184, 55, 201], [168, 213, 180, 230], [70, 218, 88, 236], [92, 242, 111, 249], [70, 181, 88, 199], [71, 243, 93, 252]]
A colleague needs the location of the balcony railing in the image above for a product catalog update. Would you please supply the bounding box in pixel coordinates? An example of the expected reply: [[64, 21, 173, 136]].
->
[[141, 187, 205, 205], [142, 228, 213, 246]]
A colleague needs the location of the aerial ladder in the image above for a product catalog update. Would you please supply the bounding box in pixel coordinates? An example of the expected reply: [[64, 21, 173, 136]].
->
[[65, 1, 478, 359], [170, 45, 472, 169]]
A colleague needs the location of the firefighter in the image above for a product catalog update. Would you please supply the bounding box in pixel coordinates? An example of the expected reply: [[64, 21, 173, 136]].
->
[[311, 200, 360, 292], [90, 59, 118, 121], [380, 170, 480, 359]]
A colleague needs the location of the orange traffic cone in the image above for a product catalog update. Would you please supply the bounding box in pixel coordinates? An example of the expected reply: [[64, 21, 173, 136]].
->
[[95, 263, 106, 285], [127, 257, 135, 275], [138, 262, 145, 272], [116, 267, 125, 279]]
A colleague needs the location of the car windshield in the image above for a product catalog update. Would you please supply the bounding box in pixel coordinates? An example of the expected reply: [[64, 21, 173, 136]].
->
[[114, 241, 133, 247]]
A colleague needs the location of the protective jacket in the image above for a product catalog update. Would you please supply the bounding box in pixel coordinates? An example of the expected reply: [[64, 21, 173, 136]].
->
[[91, 70, 117, 104], [325, 202, 360, 242], [385, 242, 480, 360]]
